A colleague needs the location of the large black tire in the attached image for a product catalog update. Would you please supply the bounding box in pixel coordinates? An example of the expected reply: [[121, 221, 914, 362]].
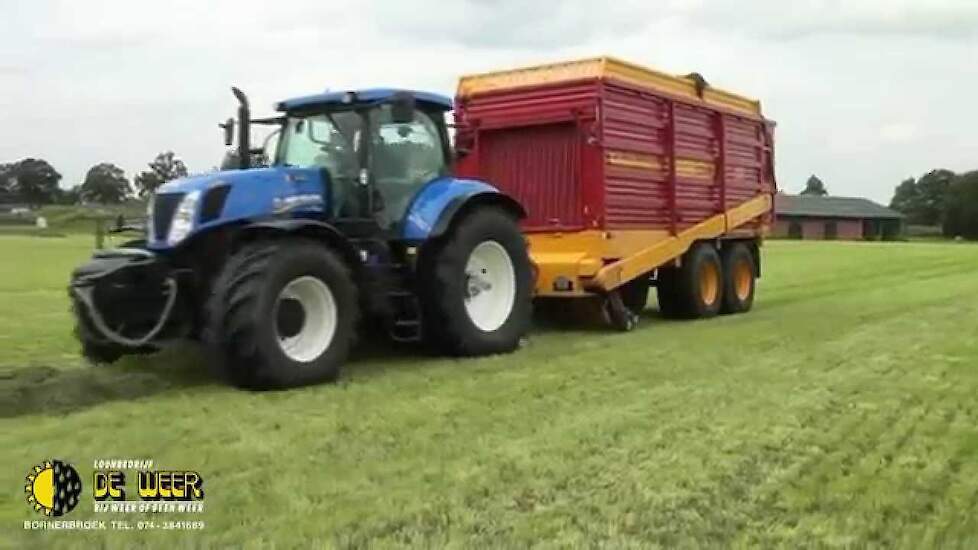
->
[[204, 239, 359, 389], [662, 243, 724, 319], [420, 208, 533, 356], [720, 242, 756, 314]]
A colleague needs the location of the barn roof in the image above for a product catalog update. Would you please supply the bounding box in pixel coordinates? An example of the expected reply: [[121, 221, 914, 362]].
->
[[775, 194, 904, 220]]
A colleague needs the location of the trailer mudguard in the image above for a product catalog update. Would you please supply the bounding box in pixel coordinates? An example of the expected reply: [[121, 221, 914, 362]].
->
[[401, 177, 526, 241]]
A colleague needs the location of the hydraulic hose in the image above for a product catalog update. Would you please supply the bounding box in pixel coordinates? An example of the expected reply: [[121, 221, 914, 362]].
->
[[72, 277, 178, 348]]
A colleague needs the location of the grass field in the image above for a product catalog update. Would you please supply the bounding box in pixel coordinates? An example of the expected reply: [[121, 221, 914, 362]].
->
[[1, 235, 977, 548]]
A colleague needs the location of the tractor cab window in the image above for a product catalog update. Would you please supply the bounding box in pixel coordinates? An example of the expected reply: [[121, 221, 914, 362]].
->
[[369, 105, 447, 229], [277, 111, 362, 216]]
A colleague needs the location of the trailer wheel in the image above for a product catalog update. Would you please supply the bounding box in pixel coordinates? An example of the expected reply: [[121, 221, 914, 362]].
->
[[667, 243, 724, 319], [720, 242, 756, 314], [204, 239, 358, 389], [420, 208, 532, 355]]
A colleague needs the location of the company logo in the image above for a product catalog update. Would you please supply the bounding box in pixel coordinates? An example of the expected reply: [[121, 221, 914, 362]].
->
[[94, 470, 204, 501], [272, 193, 324, 214], [25, 460, 82, 516]]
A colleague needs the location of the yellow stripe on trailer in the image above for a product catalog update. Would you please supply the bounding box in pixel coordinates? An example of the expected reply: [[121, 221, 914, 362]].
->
[[457, 57, 763, 118], [528, 194, 773, 297]]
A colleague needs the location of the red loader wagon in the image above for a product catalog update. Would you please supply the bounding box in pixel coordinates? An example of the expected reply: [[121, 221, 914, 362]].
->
[[454, 57, 777, 328]]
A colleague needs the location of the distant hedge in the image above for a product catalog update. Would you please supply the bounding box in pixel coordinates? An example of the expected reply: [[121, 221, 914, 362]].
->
[[0, 203, 146, 235], [0, 213, 35, 226]]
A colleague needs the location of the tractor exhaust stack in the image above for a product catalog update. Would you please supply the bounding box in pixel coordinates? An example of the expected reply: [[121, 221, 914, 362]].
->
[[231, 87, 251, 169]]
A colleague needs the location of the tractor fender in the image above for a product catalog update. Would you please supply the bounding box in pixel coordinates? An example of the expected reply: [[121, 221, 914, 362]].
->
[[402, 177, 526, 241], [237, 219, 361, 268]]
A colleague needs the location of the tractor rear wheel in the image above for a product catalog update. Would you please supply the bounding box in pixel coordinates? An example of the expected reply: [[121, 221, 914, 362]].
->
[[720, 242, 756, 314], [420, 208, 533, 356], [204, 239, 358, 389]]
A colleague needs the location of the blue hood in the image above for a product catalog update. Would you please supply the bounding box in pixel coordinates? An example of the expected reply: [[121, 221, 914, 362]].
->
[[149, 167, 326, 250]]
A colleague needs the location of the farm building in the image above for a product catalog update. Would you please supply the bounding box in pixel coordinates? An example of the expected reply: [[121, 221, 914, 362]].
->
[[773, 194, 904, 240]]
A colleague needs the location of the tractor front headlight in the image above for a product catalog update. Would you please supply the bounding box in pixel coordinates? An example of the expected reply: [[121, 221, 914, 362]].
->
[[167, 190, 200, 246]]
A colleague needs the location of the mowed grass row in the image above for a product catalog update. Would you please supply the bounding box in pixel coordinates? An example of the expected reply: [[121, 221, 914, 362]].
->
[[1, 236, 977, 548]]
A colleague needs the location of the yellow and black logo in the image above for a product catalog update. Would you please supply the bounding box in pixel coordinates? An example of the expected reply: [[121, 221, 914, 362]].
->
[[25, 460, 83, 516]]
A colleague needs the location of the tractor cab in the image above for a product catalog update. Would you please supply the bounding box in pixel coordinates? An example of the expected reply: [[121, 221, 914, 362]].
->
[[229, 88, 455, 234]]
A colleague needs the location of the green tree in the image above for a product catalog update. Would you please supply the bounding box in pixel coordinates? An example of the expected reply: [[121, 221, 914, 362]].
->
[[133, 151, 189, 197], [914, 169, 954, 226], [943, 171, 978, 240], [0, 163, 12, 200], [800, 174, 828, 196], [9, 158, 62, 206], [889, 177, 918, 216], [81, 163, 131, 204], [888, 169, 955, 226]]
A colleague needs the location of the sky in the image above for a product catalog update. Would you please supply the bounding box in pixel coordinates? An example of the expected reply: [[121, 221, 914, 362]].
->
[[1, 0, 977, 203]]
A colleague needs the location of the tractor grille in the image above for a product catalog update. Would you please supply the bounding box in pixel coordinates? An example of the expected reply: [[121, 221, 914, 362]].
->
[[152, 192, 184, 241]]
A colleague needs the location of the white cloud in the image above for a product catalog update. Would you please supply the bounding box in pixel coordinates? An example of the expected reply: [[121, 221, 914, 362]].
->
[[879, 123, 917, 143]]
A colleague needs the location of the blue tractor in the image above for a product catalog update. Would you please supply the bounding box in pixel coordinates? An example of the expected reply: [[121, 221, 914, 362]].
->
[[70, 88, 533, 389]]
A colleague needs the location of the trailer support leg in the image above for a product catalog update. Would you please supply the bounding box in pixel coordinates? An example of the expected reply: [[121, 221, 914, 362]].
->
[[602, 290, 638, 332]]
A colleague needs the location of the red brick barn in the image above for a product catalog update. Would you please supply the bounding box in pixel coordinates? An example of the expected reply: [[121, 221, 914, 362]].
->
[[773, 195, 904, 240]]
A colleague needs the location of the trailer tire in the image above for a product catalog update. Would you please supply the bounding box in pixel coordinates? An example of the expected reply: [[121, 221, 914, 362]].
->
[[673, 243, 724, 319], [720, 242, 756, 314], [420, 208, 532, 356], [204, 239, 358, 389]]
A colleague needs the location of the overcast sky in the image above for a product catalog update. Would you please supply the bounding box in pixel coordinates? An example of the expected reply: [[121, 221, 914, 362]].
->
[[2, 0, 977, 202]]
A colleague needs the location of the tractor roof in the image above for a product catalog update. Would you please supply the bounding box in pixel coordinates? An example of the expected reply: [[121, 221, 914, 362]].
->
[[276, 88, 452, 112]]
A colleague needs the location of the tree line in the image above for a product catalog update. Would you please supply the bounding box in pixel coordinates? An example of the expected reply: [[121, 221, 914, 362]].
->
[[0, 152, 188, 207], [890, 169, 978, 240]]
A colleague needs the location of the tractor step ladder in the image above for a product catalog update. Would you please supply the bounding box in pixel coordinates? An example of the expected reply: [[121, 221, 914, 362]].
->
[[387, 289, 423, 343]]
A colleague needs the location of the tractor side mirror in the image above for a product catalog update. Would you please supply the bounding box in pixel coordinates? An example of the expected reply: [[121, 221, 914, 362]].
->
[[220, 118, 235, 146], [390, 92, 416, 124]]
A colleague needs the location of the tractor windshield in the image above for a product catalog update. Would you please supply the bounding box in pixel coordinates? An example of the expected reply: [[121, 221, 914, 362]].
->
[[274, 103, 448, 224], [276, 111, 363, 215]]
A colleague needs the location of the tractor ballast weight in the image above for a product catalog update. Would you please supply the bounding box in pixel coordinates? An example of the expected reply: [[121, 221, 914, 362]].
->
[[69, 57, 776, 388]]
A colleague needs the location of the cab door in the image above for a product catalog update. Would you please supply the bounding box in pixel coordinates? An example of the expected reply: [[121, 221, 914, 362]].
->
[[367, 105, 451, 231]]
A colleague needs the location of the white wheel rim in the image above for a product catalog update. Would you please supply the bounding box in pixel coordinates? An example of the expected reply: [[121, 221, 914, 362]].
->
[[464, 241, 516, 332], [275, 276, 337, 363]]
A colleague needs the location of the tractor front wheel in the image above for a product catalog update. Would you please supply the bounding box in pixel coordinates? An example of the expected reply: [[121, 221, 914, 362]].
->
[[421, 208, 533, 356], [204, 239, 359, 389]]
